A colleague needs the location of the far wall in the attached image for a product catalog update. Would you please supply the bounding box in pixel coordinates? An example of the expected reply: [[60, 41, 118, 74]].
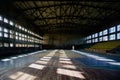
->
[[43, 33, 83, 46]]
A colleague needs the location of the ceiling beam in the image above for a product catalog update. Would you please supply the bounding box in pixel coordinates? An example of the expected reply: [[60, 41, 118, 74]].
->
[[33, 15, 103, 21], [20, 2, 120, 13], [37, 22, 98, 27]]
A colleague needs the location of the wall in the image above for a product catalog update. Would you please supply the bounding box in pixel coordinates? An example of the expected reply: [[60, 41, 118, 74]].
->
[[43, 33, 83, 47]]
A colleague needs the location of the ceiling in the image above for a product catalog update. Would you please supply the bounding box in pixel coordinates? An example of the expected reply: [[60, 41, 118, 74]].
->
[[1, 1, 120, 36]]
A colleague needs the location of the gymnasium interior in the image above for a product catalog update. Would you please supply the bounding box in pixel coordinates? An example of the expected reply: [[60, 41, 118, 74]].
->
[[0, 1, 120, 80]]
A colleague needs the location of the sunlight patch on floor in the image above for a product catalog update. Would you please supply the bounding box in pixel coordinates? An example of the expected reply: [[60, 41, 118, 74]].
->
[[57, 68, 85, 79], [35, 60, 48, 65], [28, 63, 45, 70], [9, 71, 36, 80], [62, 64, 76, 69]]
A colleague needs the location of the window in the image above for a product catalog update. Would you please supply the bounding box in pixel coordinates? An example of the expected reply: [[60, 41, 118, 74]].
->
[[19, 37, 22, 40], [103, 36, 108, 41], [23, 44, 25, 47], [25, 28, 27, 32], [109, 34, 116, 40], [19, 44, 22, 47], [9, 21, 14, 26], [22, 34, 24, 37], [92, 34, 94, 38], [35, 45, 39, 47], [16, 32, 18, 35], [103, 29, 108, 35], [0, 32, 2, 37], [0, 16, 2, 21], [0, 42, 2, 47], [19, 26, 22, 30], [99, 37, 102, 42], [16, 44, 18, 47], [86, 36, 89, 40], [22, 37, 24, 41], [95, 38, 98, 42], [15, 24, 19, 28], [22, 27, 24, 31], [10, 30, 14, 38], [25, 35, 27, 38], [4, 43, 9, 47], [19, 33, 22, 36], [15, 36, 18, 39], [28, 30, 30, 33], [10, 43, 13, 47], [92, 39, 94, 43], [25, 38, 27, 41], [4, 18, 8, 23], [88, 36, 91, 39], [10, 34, 14, 38], [117, 33, 120, 39], [109, 26, 116, 33], [99, 31, 102, 36], [95, 33, 98, 37], [4, 33, 8, 38], [30, 31, 32, 34], [0, 26, 2, 31], [4, 28, 8, 33], [117, 25, 120, 31]]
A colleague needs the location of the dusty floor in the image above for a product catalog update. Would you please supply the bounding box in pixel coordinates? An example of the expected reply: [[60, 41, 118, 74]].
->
[[0, 50, 120, 80]]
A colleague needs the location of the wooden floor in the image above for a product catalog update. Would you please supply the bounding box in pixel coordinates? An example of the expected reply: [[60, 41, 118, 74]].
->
[[0, 50, 120, 80]]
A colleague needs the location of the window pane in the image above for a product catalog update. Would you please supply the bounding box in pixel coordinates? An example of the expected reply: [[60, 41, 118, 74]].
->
[[109, 34, 116, 40], [117, 33, 120, 39], [19, 33, 22, 36], [22, 27, 24, 31], [95, 38, 98, 42], [92, 34, 95, 38], [0, 42, 2, 47], [0, 26, 2, 31], [19, 37, 22, 40], [0, 32, 2, 37], [16, 44, 18, 47], [10, 21, 14, 26], [10, 34, 14, 38], [99, 31, 102, 36], [22, 37, 24, 41], [0, 16, 2, 21], [15, 24, 19, 28], [4, 43, 9, 47], [25, 28, 27, 32], [86, 36, 89, 40], [22, 34, 24, 37], [10, 30, 14, 34], [10, 43, 13, 47], [16, 32, 18, 35], [103, 29, 108, 35], [4, 33, 8, 38], [117, 25, 120, 31], [4, 18, 8, 23], [19, 44, 21, 47], [16, 36, 18, 39], [92, 39, 94, 43], [24, 35, 26, 38], [95, 33, 98, 37], [28, 30, 30, 33], [103, 36, 108, 41], [19, 26, 22, 29], [99, 37, 102, 42], [4, 28, 8, 33], [109, 27, 116, 33], [89, 36, 91, 39]]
